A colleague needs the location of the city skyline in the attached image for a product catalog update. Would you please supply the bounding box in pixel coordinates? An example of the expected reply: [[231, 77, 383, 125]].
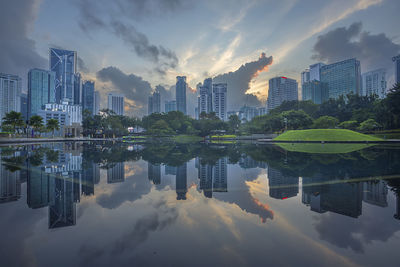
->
[[1, 0, 399, 117]]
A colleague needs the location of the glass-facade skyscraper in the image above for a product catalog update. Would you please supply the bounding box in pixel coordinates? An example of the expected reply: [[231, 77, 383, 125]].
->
[[28, 69, 56, 118], [82, 81, 95, 114], [0, 73, 22, 125], [165, 100, 177, 113], [302, 80, 329, 104], [361, 68, 387, 98], [267, 77, 298, 111], [49, 48, 78, 103], [107, 92, 124, 116], [148, 90, 161, 114], [320, 58, 361, 99], [176, 76, 187, 115]]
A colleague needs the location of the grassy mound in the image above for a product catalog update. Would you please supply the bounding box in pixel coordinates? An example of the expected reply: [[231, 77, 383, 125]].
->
[[276, 143, 375, 154], [274, 129, 382, 142]]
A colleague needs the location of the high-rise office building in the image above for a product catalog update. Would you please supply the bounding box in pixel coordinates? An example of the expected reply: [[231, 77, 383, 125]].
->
[[165, 100, 177, 113], [301, 69, 310, 85], [20, 93, 28, 121], [203, 78, 213, 114], [302, 80, 329, 104], [198, 161, 213, 198], [320, 58, 361, 99], [73, 73, 82, 105], [107, 92, 124, 115], [176, 76, 187, 114], [49, 48, 78, 103], [309, 63, 325, 81], [82, 81, 95, 114], [93, 91, 100, 115], [148, 91, 161, 114], [393, 55, 400, 84], [0, 73, 22, 125], [361, 69, 387, 98], [198, 86, 210, 115], [267, 77, 298, 111], [27, 69, 56, 118], [363, 180, 388, 207], [212, 83, 227, 121]]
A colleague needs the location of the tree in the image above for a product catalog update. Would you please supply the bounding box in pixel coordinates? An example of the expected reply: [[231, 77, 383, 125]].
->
[[2, 111, 24, 134], [338, 120, 359, 130], [147, 120, 174, 136], [227, 115, 241, 133], [282, 110, 313, 130], [312, 116, 338, 129], [358, 119, 381, 132], [29, 115, 44, 137], [46, 119, 59, 137]]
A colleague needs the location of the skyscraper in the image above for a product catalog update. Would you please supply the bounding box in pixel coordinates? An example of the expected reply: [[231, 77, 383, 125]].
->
[[82, 80, 95, 114], [148, 90, 161, 114], [309, 63, 325, 81], [0, 73, 22, 125], [176, 76, 187, 114], [93, 91, 100, 115], [203, 78, 213, 113], [49, 48, 78, 103], [176, 163, 187, 200], [212, 83, 227, 121], [213, 158, 227, 192], [302, 80, 329, 104], [73, 73, 82, 105], [267, 77, 298, 111], [165, 100, 177, 113], [320, 58, 361, 99], [361, 69, 387, 98], [27, 69, 56, 118], [107, 92, 124, 115], [20, 93, 28, 121], [107, 162, 125, 183], [393, 55, 400, 84], [148, 163, 161, 185]]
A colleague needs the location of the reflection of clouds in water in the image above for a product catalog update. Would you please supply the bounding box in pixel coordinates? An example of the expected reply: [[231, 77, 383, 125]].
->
[[314, 196, 400, 253]]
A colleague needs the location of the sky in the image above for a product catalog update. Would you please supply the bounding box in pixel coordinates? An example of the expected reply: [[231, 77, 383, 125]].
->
[[1, 0, 399, 116]]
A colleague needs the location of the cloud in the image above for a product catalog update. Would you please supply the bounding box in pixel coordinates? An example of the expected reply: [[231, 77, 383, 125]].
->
[[213, 53, 273, 110], [78, 57, 90, 73], [0, 0, 46, 83], [76, 0, 180, 74], [312, 22, 400, 72], [96, 66, 174, 116]]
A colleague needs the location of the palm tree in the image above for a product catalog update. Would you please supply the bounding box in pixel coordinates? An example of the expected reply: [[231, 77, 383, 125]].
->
[[2, 111, 24, 136], [29, 115, 44, 137], [46, 119, 59, 138]]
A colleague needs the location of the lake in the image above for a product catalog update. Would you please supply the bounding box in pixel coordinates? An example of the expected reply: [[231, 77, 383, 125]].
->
[[1, 141, 400, 267]]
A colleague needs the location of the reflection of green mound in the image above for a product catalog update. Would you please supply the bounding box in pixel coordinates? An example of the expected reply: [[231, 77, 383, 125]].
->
[[274, 129, 382, 142], [276, 143, 376, 154]]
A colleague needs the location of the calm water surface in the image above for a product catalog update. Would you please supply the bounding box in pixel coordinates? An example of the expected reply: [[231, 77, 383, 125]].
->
[[1, 142, 400, 267]]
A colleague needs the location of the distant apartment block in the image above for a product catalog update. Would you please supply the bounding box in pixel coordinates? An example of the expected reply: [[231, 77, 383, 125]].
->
[[212, 83, 227, 121], [107, 92, 124, 115], [0, 73, 22, 125], [361, 69, 387, 98]]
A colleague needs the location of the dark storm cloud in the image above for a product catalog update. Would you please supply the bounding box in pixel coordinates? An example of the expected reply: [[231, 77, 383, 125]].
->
[[77, 57, 89, 73], [97, 66, 152, 112], [96, 66, 174, 116], [312, 22, 400, 72], [76, 0, 180, 73], [0, 0, 46, 81], [213, 53, 273, 110], [110, 20, 178, 67]]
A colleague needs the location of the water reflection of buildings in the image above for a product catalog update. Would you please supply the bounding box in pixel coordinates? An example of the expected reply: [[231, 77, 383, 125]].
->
[[268, 167, 298, 199], [176, 163, 187, 200], [148, 163, 161, 185], [302, 177, 389, 218], [0, 153, 21, 203], [239, 155, 268, 169], [196, 158, 228, 198], [107, 162, 125, 184]]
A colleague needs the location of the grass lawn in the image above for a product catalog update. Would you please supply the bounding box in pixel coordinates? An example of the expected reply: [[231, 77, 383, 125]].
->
[[210, 135, 237, 139], [274, 129, 383, 142], [173, 135, 203, 143], [276, 143, 375, 154]]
